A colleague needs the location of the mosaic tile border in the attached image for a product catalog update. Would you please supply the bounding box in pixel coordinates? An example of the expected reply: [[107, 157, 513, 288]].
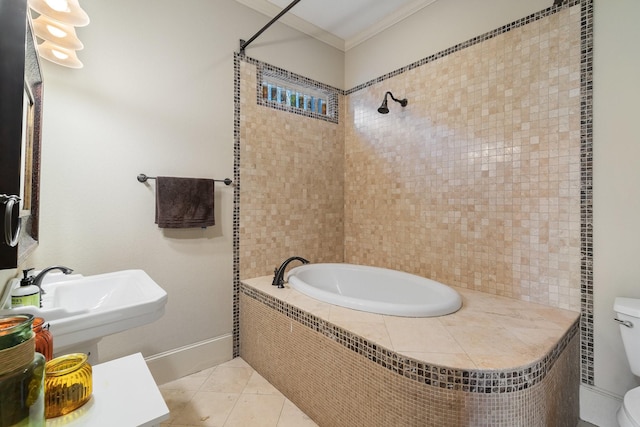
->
[[232, 0, 595, 385], [233, 54, 241, 357], [241, 281, 579, 394], [239, 55, 341, 124], [579, 0, 594, 386]]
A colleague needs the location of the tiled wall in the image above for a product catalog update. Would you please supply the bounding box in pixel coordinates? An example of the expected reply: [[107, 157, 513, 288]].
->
[[344, 6, 582, 311], [237, 60, 345, 281], [234, 0, 593, 383]]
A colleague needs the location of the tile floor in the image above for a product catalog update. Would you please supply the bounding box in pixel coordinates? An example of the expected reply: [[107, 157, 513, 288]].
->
[[159, 357, 318, 427], [160, 357, 597, 427]]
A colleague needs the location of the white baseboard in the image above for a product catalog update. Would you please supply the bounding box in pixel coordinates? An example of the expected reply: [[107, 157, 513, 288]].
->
[[580, 384, 623, 427], [144, 333, 233, 385]]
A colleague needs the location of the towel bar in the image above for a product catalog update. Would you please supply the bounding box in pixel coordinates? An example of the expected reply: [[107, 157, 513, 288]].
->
[[137, 174, 232, 186]]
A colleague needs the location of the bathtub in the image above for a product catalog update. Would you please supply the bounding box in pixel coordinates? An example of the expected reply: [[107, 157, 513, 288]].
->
[[287, 263, 462, 317]]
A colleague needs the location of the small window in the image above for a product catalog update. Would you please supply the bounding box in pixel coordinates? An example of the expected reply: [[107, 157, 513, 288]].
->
[[257, 64, 340, 124], [255, 64, 339, 124], [262, 80, 328, 115]]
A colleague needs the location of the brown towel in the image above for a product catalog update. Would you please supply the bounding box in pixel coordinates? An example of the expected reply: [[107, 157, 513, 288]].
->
[[155, 176, 215, 228]]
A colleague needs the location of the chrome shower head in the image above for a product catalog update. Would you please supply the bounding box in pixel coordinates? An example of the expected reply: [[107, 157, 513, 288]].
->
[[378, 91, 407, 114]]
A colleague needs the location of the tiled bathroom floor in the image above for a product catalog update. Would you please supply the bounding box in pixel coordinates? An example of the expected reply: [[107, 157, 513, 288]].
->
[[158, 357, 318, 427]]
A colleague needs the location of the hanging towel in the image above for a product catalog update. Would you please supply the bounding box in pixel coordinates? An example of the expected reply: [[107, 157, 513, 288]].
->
[[155, 176, 215, 228]]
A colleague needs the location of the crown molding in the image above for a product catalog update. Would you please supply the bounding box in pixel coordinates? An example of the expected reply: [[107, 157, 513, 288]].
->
[[235, 0, 438, 52], [344, 0, 438, 51]]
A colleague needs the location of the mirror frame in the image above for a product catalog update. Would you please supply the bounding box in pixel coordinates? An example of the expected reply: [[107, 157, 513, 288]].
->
[[0, 0, 43, 268]]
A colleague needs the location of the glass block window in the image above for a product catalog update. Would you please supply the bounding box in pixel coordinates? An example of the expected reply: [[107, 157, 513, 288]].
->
[[257, 66, 339, 124], [262, 78, 328, 115]]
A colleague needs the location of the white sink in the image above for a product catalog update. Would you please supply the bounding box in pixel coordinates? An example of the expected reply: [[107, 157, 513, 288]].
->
[[0, 269, 167, 357]]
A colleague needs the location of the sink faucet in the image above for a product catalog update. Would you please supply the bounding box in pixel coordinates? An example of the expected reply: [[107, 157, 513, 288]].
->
[[272, 257, 309, 288], [32, 266, 74, 295]]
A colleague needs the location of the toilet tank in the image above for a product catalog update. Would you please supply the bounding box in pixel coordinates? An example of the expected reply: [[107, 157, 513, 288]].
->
[[615, 297, 640, 376]]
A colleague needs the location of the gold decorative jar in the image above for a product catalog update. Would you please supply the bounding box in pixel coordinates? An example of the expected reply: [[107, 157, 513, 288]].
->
[[0, 314, 45, 427], [44, 353, 92, 419]]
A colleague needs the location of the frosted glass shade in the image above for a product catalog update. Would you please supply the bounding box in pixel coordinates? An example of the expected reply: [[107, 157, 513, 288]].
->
[[32, 15, 84, 50], [29, 0, 90, 27], [37, 41, 83, 68]]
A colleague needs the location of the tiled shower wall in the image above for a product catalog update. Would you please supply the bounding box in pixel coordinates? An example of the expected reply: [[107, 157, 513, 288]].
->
[[344, 6, 582, 311], [238, 60, 345, 280], [235, 1, 592, 375]]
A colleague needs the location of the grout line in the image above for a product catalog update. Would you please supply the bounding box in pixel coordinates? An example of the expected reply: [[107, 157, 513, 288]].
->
[[274, 397, 287, 427]]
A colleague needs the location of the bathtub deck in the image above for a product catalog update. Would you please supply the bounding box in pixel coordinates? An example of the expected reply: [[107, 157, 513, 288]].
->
[[241, 276, 579, 370]]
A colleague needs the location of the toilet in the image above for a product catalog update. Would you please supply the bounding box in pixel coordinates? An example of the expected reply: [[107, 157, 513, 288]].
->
[[614, 297, 640, 427]]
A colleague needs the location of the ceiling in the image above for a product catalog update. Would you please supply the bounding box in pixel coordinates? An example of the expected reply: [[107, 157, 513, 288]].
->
[[234, 0, 439, 51]]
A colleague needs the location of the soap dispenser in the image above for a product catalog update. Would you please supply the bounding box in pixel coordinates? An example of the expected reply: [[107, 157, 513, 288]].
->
[[11, 268, 40, 308]]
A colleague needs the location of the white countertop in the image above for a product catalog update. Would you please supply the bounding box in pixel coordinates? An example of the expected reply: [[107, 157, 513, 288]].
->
[[45, 352, 169, 427]]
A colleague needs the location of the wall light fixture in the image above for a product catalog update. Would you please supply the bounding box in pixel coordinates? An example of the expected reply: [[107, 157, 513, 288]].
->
[[28, 0, 89, 68]]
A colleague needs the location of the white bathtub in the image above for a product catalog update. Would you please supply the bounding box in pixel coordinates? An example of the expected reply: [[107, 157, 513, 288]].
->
[[287, 263, 462, 317]]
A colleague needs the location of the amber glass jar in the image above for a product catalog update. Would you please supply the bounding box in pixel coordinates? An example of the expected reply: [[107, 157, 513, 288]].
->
[[0, 314, 45, 427], [45, 353, 92, 418], [32, 318, 53, 361]]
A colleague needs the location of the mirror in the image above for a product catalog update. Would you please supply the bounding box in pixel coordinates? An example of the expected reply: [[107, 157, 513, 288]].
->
[[0, 0, 43, 268], [21, 87, 35, 215]]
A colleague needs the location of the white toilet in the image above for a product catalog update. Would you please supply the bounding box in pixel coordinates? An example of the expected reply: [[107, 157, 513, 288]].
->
[[614, 297, 640, 427]]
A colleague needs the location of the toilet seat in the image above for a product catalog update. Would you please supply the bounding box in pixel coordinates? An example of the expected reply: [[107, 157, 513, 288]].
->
[[619, 387, 640, 427]]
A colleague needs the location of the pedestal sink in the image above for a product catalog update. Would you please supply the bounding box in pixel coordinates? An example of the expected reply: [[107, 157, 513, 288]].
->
[[0, 269, 167, 363]]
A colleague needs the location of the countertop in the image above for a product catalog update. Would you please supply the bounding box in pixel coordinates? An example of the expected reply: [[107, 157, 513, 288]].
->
[[45, 352, 169, 427]]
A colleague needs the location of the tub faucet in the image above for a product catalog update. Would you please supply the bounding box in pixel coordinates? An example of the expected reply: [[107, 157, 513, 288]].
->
[[272, 257, 309, 288], [32, 265, 74, 295]]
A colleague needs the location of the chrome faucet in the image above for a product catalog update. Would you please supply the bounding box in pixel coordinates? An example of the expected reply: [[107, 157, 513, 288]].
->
[[32, 265, 74, 295], [272, 256, 309, 288]]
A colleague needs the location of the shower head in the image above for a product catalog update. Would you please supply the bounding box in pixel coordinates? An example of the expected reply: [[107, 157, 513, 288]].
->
[[377, 98, 389, 114], [377, 91, 408, 114]]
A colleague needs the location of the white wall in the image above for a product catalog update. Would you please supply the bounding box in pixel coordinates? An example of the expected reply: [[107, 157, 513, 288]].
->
[[345, 0, 551, 89], [8, 0, 342, 381], [581, 2, 640, 423], [592, 0, 640, 397]]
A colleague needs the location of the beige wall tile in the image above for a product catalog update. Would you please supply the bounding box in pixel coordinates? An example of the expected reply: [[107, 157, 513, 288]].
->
[[343, 8, 581, 311], [239, 7, 581, 311], [240, 61, 345, 280]]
